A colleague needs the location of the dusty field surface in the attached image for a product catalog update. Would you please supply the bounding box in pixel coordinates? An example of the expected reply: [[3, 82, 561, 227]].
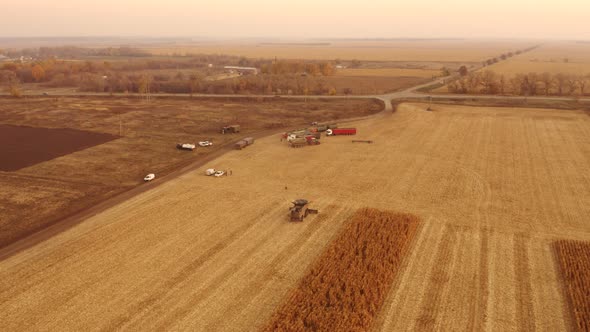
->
[[143, 40, 528, 62], [0, 97, 382, 248], [0, 103, 589, 331], [336, 68, 440, 78], [330, 68, 436, 94], [0, 124, 117, 171], [323, 75, 428, 95], [483, 42, 590, 77]]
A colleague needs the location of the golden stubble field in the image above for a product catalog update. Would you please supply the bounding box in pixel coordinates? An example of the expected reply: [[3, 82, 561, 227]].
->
[[1, 103, 589, 330], [484, 42, 590, 77], [0, 97, 382, 248], [143, 40, 527, 62]]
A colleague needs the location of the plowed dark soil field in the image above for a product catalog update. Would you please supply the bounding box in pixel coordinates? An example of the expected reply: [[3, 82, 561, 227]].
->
[[0, 124, 117, 171]]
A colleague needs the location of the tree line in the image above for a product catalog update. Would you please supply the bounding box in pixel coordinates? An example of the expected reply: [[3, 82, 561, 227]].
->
[[66, 73, 341, 95], [0, 57, 341, 96], [480, 45, 540, 68], [448, 71, 590, 96], [260, 60, 336, 76]]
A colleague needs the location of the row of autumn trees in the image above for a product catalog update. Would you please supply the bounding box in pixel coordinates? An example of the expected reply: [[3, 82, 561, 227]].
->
[[64, 72, 340, 95], [0, 53, 263, 85], [0, 57, 340, 95], [448, 71, 590, 96]]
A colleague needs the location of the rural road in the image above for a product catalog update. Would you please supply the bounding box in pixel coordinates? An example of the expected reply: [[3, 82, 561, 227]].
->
[[1, 75, 589, 260], [3, 74, 589, 110]]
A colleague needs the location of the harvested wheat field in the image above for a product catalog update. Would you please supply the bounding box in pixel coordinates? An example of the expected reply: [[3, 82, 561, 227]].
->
[[143, 40, 527, 62], [483, 42, 590, 77], [0, 97, 382, 249], [0, 103, 589, 331]]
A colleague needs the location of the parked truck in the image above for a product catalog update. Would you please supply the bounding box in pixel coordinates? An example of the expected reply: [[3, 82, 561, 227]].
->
[[234, 137, 255, 150], [176, 143, 196, 151], [222, 125, 240, 134], [326, 128, 357, 136]]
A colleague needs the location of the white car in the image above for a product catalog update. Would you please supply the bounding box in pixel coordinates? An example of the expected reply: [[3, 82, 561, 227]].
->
[[214, 170, 225, 177], [144, 173, 155, 182], [199, 141, 213, 147]]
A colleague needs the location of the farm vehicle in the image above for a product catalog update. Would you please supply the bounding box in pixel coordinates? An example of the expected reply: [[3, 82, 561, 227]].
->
[[312, 123, 338, 132], [284, 130, 321, 142], [289, 199, 319, 222], [176, 143, 196, 151], [221, 125, 241, 134], [234, 137, 255, 150], [326, 128, 357, 136], [198, 141, 213, 147], [206, 168, 226, 177], [289, 136, 321, 148]]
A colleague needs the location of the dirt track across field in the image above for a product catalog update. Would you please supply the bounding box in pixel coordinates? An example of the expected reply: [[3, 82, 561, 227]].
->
[[1, 103, 588, 330]]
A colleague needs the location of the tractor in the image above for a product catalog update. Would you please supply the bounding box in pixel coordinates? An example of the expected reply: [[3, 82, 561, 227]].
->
[[289, 199, 318, 222]]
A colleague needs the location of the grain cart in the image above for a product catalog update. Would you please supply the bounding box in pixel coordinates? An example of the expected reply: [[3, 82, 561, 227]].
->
[[289, 199, 319, 222], [326, 128, 357, 136]]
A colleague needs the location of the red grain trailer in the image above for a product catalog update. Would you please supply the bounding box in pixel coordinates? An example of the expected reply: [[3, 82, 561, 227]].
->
[[326, 128, 357, 136]]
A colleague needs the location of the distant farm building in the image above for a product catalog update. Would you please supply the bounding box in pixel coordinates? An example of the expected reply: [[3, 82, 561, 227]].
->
[[224, 66, 258, 75]]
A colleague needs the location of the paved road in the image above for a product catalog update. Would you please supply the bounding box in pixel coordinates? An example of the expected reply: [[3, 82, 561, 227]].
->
[[3, 73, 588, 109]]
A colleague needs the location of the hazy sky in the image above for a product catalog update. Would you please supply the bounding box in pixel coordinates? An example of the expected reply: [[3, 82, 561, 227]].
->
[[1, 0, 589, 39]]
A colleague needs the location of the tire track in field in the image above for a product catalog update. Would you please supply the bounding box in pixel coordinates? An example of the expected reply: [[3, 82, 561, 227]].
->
[[144, 203, 344, 330], [414, 225, 457, 330], [538, 120, 568, 232], [514, 233, 536, 331], [373, 219, 436, 331], [466, 227, 490, 331], [397, 112, 452, 203], [102, 202, 287, 331], [197, 204, 352, 331], [550, 119, 590, 231], [161, 203, 345, 329]]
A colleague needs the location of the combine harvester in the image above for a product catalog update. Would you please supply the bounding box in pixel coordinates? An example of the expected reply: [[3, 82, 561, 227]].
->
[[289, 199, 319, 222], [289, 136, 320, 148]]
